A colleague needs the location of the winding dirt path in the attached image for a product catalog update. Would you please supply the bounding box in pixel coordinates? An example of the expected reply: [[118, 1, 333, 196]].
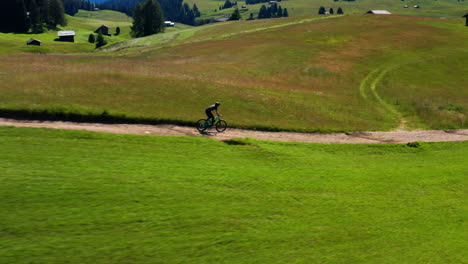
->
[[1, 118, 467, 144]]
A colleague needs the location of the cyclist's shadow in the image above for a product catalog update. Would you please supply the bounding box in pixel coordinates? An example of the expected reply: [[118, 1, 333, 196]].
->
[[198, 129, 218, 136]]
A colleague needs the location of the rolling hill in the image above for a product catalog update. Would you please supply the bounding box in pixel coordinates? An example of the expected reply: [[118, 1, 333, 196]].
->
[[190, 0, 468, 19], [0, 14, 466, 131], [0, 10, 133, 54], [0, 6, 467, 264]]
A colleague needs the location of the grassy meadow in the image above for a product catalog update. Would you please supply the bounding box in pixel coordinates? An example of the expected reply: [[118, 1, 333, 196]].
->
[[0, 14, 466, 132], [0, 10, 132, 54], [0, 126, 467, 264], [190, 0, 468, 20]]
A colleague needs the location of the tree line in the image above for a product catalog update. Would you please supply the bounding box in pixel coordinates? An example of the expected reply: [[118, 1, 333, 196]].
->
[[246, 0, 282, 4], [63, 0, 96, 16], [0, 0, 66, 33], [98, 0, 201, 26], [131, 0, 164, 37], [219, 0, 237, 10], [257, 3, 288, 19], [318, 6, 344, 15]]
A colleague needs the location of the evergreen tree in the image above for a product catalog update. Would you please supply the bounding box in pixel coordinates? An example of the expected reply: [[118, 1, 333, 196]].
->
[[1, 0, 30, 32], [15, 0, 29, 32], [49, 0, 66, 28], [132, 2, 145, 37], [337, 7, 343, 14], [37, 0, 50, 26], [229, 8, 241, 20], [283, 8, 288, 17], [223, 0, 233, 9], [193, 4, 200, 17], [88, 33, 95, 43], [329, 7, 334, 14], [25, 0, 40, 31], [115, 26, 120, 35], [318, 6, 326, 15], [131, 0, 164, 38], [266, 6, 271, 18], [277, 6, 283, 17], [247, 13, 254, 20], [95, 32, 107, 48], [271, 3, 278, 16], [258, 5, 267, 19]]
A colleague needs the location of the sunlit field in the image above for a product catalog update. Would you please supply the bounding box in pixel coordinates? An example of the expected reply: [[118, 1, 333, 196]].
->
[[189, 0, 468, 19], [0, 10, 132, 54], [0, 126, 466, 264], [1, 15, 466, 131]]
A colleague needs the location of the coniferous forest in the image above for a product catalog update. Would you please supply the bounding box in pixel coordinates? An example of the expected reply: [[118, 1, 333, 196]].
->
[[0, 0, 201, 34], [98, 0, 200, 25], [0, 0, 67, 33]]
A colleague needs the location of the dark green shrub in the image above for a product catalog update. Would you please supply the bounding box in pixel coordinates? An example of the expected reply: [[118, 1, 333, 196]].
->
[[407, 141, 421, 148], [88, 34, 95, 43]]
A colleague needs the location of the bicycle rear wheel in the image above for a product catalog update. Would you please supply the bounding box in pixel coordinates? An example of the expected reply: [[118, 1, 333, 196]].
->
[[215, 120, 227, 132], [196, 119, 208, 132]]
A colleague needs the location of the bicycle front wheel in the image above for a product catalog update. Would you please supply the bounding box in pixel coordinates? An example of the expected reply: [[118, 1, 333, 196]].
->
[[215, 120, 227, 132], [196, 119, 208, 132]]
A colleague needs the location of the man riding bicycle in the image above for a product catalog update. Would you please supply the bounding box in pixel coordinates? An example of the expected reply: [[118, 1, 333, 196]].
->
[[205, 102, 222, 125]]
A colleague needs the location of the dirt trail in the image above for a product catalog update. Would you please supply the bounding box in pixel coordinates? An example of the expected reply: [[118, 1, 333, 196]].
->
[[1, 118, 467, 144]]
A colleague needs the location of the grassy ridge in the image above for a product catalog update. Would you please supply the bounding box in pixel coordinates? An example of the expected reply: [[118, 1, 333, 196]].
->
[[0, 15, 466, 131], [0, 126, 466, 263], [191, 0, 468, 19]]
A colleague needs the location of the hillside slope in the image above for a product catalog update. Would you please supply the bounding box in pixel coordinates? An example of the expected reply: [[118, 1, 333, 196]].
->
[[0, 15, 466, 131], [191, 0, 468, 19], [0, 10, 132, 54], [0, 126, 467, 263]]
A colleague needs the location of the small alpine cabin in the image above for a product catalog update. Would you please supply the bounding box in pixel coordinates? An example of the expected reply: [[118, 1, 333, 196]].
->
[[57, 31, 75, 42], [26, 38, 42, 46], [95, 25, 111, 36]]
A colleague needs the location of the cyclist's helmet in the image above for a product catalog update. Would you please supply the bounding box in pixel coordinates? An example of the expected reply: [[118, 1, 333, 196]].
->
[[215, 102, 221, 106]]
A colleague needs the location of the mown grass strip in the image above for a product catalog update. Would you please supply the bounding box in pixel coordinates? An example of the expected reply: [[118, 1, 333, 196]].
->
[[0, 127, 466, 264]]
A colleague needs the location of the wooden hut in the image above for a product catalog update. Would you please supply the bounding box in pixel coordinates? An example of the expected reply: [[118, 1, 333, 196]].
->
[[26, 38, 42, 46], [94, 25, 111, 36], [57, 31, 75, 42]]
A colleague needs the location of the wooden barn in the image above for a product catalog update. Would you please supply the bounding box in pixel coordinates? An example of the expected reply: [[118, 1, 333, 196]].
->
[[26, 38, 41, 46], [57, 31, 75, 42], [95, 25, 111, 36]]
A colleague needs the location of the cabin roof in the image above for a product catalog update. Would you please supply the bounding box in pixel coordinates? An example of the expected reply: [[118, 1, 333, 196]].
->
[[26, 38, 41, 44], [58, 31, 75, 37], [367, 10, 392, 14], [216, 17, 230, 22]]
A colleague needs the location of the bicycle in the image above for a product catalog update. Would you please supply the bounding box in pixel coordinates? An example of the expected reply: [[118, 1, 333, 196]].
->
[[196, 116, 227, 132]]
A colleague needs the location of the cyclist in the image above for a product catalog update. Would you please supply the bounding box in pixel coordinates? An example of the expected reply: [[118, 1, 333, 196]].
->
[[205, 102, 222, 125]]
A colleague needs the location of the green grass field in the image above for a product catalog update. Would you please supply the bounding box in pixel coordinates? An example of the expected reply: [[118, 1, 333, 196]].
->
[[191, 0, 468, 20], [0, 126, 466, 264], [0, 10, 132, 54], [0, 15, 466, 132]]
